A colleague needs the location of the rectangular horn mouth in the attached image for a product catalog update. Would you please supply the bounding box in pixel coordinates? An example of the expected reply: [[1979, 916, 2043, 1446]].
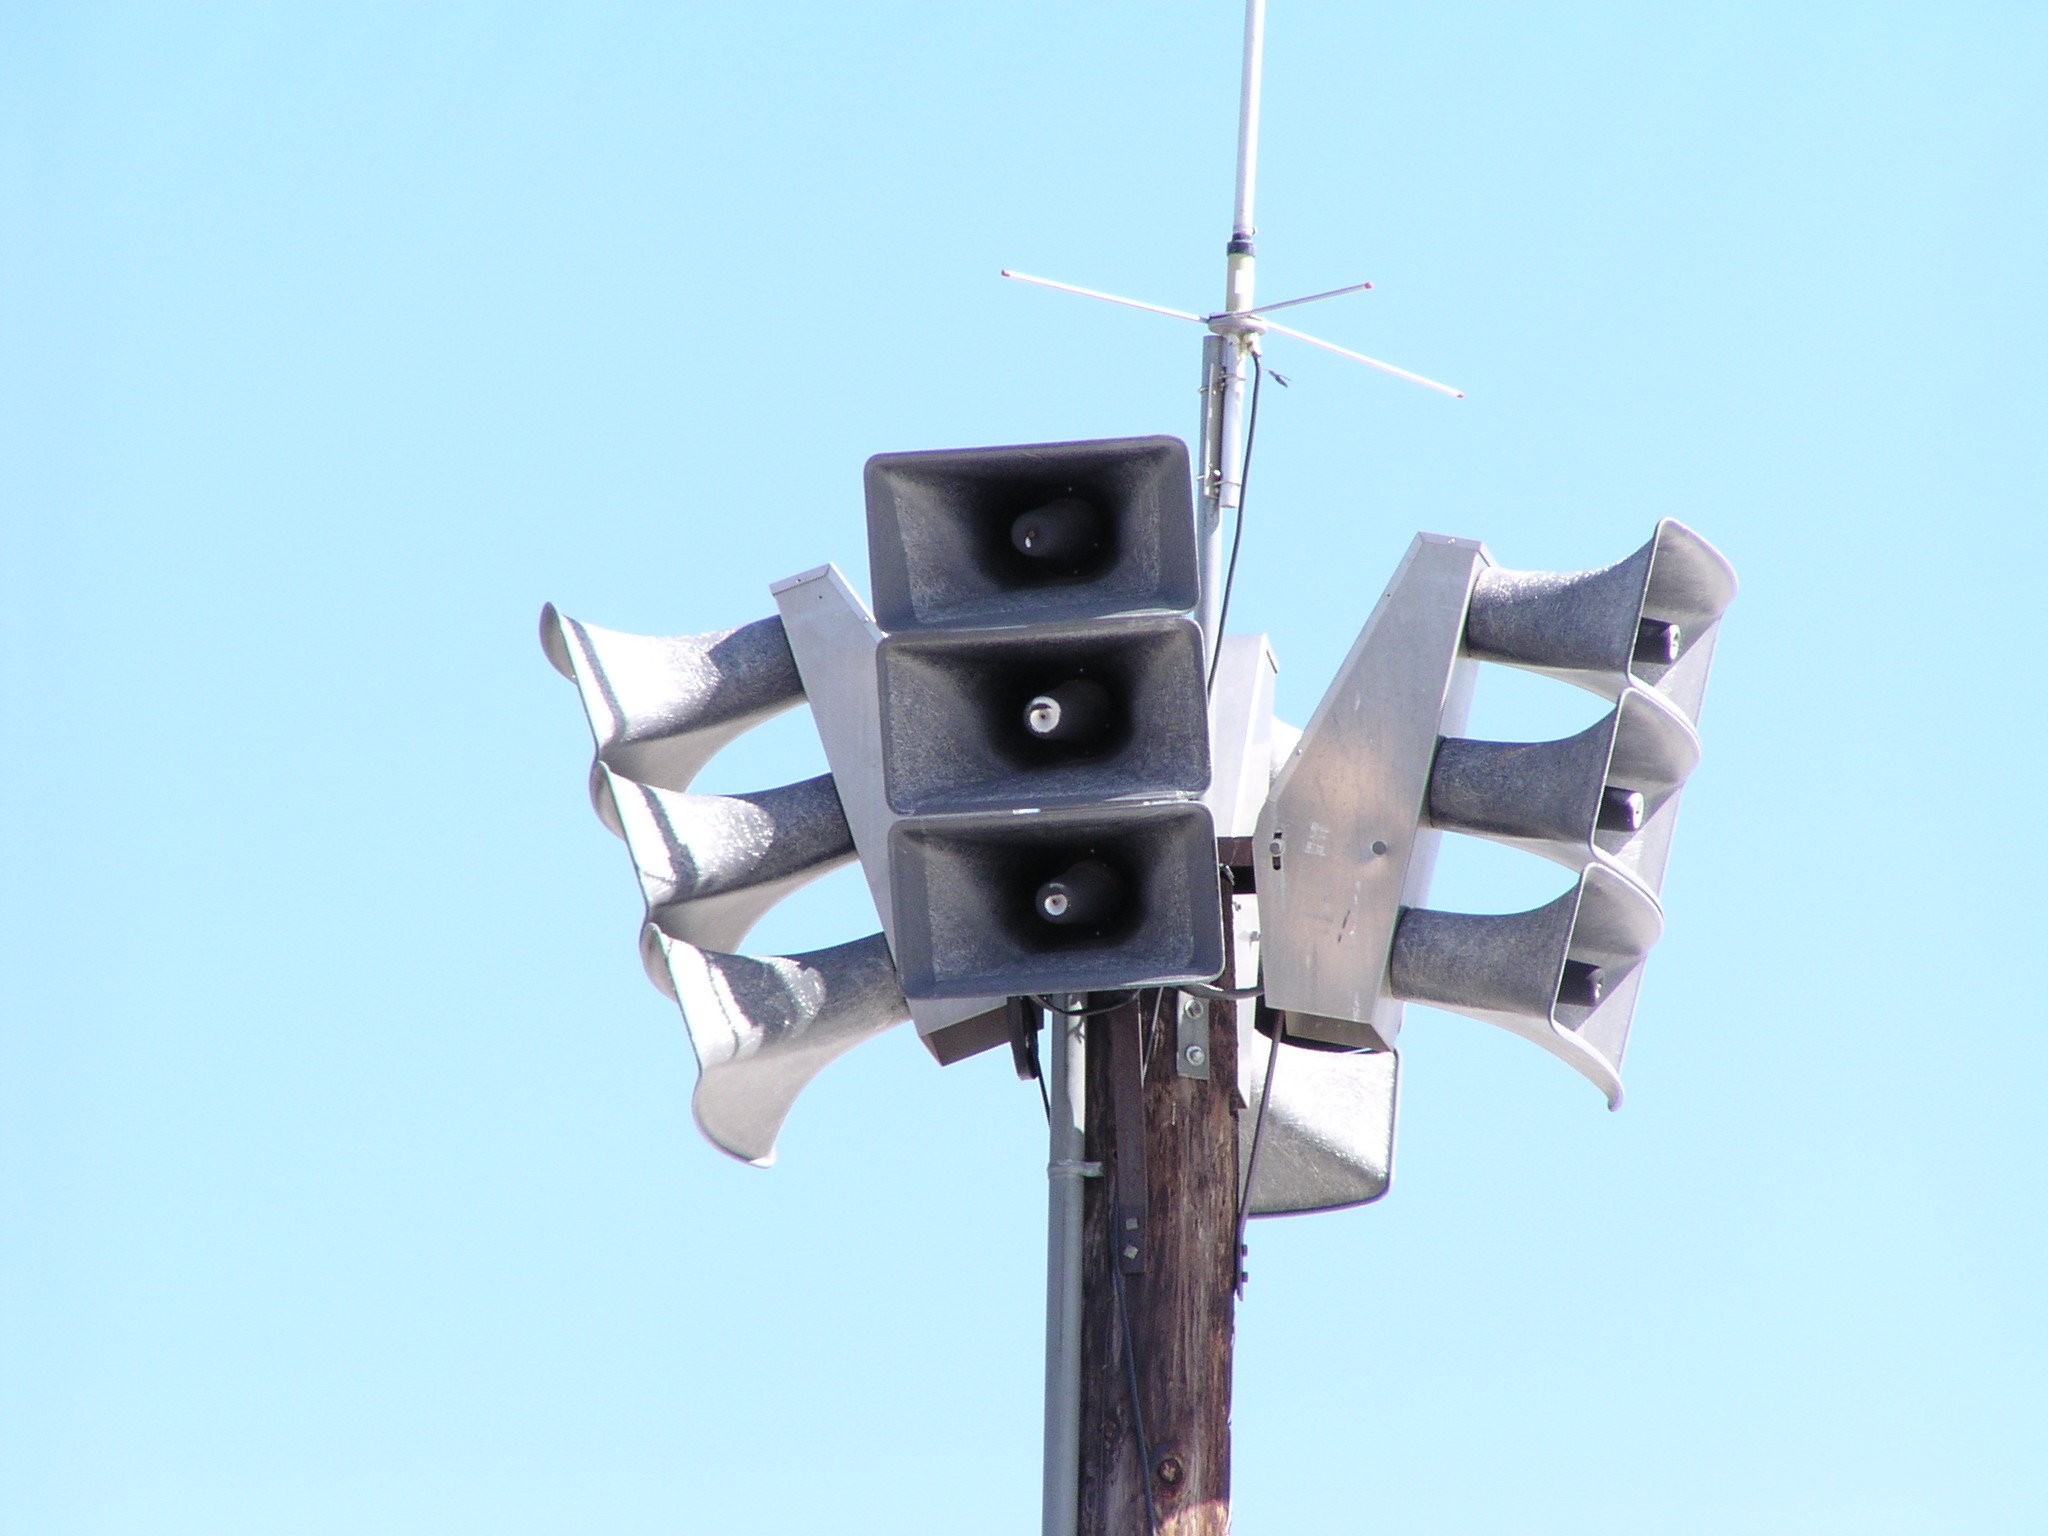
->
[[885, 801, 1223, 998], [865, 436, 1198, 632], [876, 614, 1210, 815]]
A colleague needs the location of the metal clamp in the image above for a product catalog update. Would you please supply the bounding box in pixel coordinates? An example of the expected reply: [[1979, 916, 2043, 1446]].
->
[[1174, 992, 1212, 1080]]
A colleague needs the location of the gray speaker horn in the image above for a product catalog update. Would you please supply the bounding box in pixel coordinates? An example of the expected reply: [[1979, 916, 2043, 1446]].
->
[[542, 595, 944, 1165], [886, 800, 1224, 1000], [599, 768, 857, 953], [1463, 519, 1736, 722], [1427, 683, 1700, 892], [541, 603, 803, 815], [865, 435, 1199, 632], [876, 614, 1210, 816], [644, 929, 910, 1167], [1389, 862, 1664, 1106]]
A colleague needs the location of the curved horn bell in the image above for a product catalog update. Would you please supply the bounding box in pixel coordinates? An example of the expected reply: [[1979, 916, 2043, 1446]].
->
[[1389, 862, 1664, 1106], [1463, 518, 1737, 722], [1255, 521, 1733, 1108], [1427, 684, 1700, 894], [541, 603, 804, 808], [644, 930, 910, 1166], [598, 768, 858, 952], [543, 600, 911, 1165]]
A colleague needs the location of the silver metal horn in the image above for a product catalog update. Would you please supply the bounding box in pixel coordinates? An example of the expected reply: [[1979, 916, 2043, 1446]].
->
[[541, 603, 804, 818], [543, 599, 913, 1163], [599, 768, 857, 953], [1463, 519, 1737, 722], [1390, 862, 1665, 1106], [644, 929, 911, 1166], [1427, 683, 1700, 891]]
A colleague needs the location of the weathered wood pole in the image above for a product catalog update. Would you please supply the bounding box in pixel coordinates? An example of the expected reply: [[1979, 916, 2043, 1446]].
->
[[1076, 871, 1242, 1536]]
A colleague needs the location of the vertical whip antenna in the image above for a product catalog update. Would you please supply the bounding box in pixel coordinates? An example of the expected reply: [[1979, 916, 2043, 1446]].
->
[[998, 0, 1460, 666], [1197, 0, 1270, 664], [1233, 0, 1266, 246]]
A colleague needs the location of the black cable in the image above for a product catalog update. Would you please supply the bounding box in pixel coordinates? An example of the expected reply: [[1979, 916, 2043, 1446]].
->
[[1207, 346, 1265, 695], [1111, 1257, 1161, 1536], [1233, 1009, 1284, 1298]]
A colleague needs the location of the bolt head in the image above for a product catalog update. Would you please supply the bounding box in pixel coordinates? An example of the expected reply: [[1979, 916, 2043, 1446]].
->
[[1183, 1044, 1207, 1067]]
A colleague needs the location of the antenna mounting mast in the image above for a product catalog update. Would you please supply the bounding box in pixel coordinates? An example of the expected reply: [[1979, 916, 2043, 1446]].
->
[[1017, 8, 1460, 1533], [1000, 0, 1460, 672]]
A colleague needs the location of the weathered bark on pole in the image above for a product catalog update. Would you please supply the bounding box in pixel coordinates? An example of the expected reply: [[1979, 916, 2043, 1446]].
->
[[1077, 873, 1240, 1536]]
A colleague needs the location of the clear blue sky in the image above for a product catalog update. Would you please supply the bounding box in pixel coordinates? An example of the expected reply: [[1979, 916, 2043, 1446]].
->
[[4, 4, 2043, 1532]]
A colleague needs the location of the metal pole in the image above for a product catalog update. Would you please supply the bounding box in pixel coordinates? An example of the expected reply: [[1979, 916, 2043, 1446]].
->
[[1197, 0, 1267, 667], [1042, 1000, 1089, 1536]]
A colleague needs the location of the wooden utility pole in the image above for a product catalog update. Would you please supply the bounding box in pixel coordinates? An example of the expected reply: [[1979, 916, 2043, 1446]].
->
[[1076, 872, 1243, 1536]]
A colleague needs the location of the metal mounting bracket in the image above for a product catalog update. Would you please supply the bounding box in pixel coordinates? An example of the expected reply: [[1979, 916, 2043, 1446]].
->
[[1174, 992, 1212, 1079]]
